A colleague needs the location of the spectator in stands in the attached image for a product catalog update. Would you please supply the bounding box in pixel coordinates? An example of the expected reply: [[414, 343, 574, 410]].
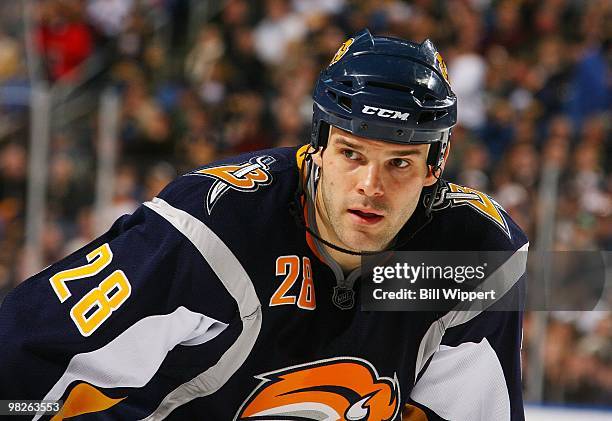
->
[[35, 0, 93, 81], [253, 0, 307, 65]]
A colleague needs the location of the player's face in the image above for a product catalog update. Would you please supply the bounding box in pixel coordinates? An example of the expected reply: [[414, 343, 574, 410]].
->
[[313, 127, 437, 253]]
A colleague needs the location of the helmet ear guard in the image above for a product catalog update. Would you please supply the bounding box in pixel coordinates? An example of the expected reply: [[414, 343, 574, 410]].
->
[[426, 129, 450, 169], [311, 115, 330, 150], [426, 141, 440, 167]]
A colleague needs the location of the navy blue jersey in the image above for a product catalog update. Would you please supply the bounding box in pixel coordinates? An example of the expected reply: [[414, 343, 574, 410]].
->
[[0, 146, 528, 420]]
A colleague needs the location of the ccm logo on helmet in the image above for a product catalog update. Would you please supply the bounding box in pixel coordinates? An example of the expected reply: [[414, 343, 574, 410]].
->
[[362, 105, 409, 121]]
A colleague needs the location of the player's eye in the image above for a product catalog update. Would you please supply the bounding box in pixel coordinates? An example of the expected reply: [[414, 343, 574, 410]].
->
[[342, 149, 360, 161], [390, 158, 410, 168]]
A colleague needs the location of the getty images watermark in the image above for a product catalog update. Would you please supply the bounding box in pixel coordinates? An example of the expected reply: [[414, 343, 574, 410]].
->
[[371, 261, 494, 302], [361, 251, 609, 312]]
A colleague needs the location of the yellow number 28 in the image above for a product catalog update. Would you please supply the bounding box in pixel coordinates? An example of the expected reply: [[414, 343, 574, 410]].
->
[[49, 243, 132, 337]]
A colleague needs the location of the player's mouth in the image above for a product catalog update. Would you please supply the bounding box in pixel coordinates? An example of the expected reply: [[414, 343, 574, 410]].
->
[[347, 208, 384, 225]]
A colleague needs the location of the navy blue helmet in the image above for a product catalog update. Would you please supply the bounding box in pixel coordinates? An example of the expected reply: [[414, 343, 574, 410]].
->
[[311, 29, 457, 169]]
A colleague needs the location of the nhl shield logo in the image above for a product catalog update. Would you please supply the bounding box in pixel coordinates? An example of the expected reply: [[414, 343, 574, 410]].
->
[[332, 286, 355, 310]]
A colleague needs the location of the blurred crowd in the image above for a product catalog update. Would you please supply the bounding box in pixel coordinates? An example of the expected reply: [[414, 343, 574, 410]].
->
[[0, 0, 610, 407]]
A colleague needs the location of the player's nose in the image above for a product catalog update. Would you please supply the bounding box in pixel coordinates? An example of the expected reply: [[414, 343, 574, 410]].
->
[[356, 164, 384, 197]]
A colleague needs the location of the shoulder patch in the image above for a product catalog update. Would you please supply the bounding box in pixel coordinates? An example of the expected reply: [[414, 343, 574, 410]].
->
[[188, 155, 276, 214], [427, 181, 511, 238]]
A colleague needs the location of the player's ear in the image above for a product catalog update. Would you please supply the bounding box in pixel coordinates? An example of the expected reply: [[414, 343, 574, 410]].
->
[[423, 142, 451, 186], [423, 167, 437, 186]]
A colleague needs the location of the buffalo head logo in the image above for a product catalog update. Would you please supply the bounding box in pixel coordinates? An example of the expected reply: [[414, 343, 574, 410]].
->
[[234, 357, 400, 421]]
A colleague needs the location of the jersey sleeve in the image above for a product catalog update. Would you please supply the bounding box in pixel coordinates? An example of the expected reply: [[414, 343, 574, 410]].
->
[[0, 197, 258, 420], [404, 247, 528, 421]]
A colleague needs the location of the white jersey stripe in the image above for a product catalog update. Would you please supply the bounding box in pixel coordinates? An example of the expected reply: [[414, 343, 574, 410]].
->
[[413, 242, 529, 381], [411, 338, 511, 421], [33, 307, 228, 420], [141, 197, 262, 420]]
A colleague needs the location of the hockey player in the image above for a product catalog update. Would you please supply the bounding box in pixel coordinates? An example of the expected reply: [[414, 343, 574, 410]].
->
[[0, 29, 528, 420]]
